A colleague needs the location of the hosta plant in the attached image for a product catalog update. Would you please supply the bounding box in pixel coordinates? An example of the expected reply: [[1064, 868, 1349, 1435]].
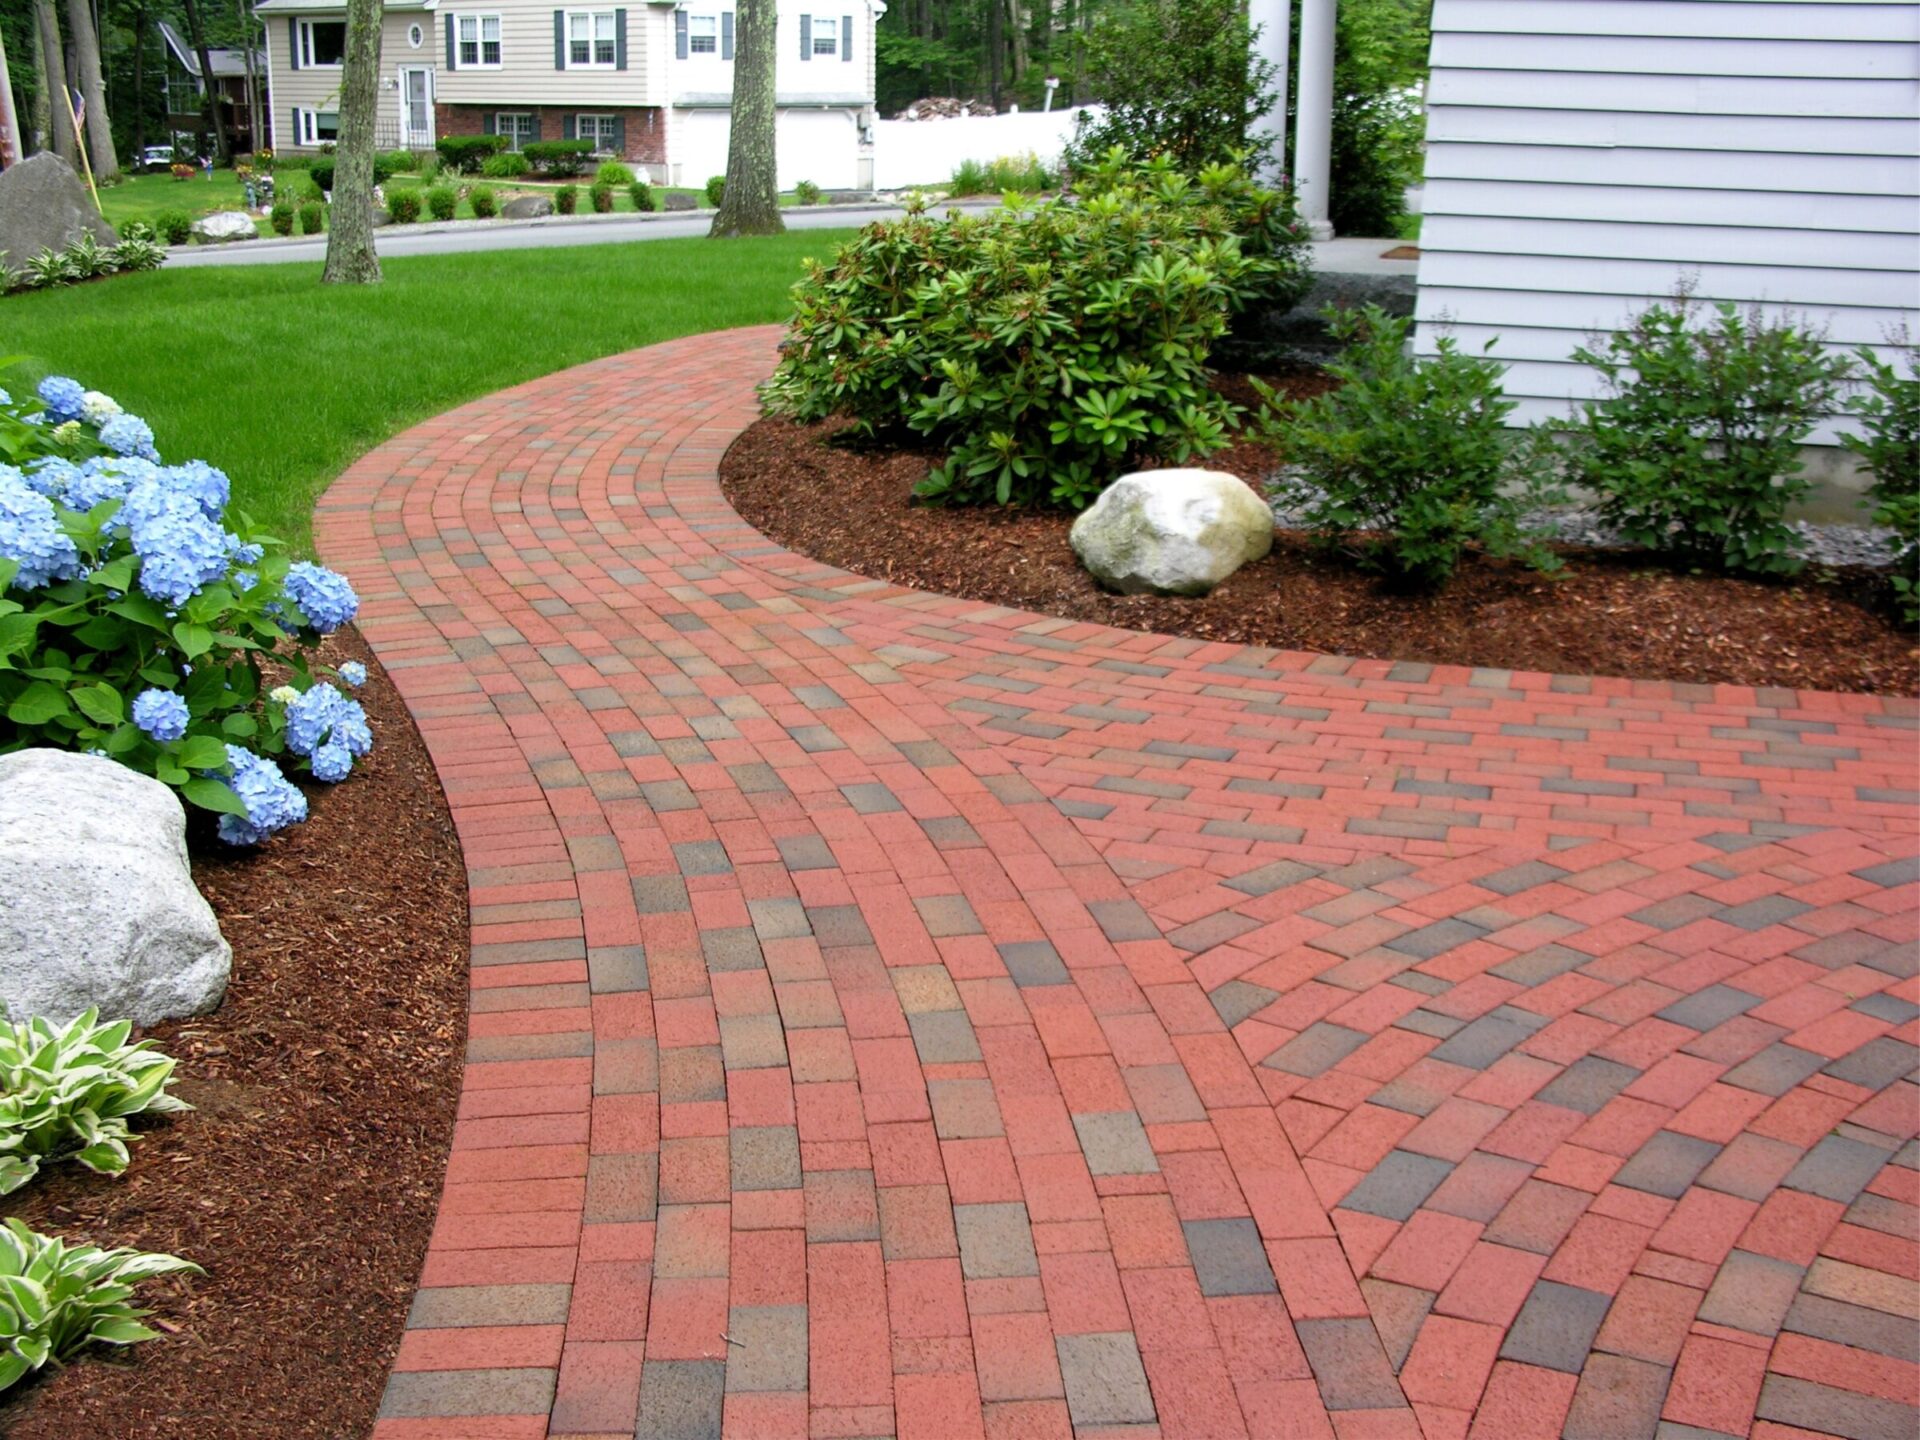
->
[[0, 371, 372, 843], [0, 1008, 190, 1194], [0, 1220, 200, 1392]]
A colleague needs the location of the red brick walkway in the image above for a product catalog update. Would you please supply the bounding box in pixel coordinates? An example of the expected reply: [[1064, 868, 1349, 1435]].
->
[[319, 328, 1920, 1440]]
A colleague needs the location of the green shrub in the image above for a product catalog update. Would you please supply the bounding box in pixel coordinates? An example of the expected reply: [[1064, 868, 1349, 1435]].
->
[[269, 202, 295, 237], [629, 180, 656, 212], [435, 134, 508, 174], [522, 139, 593, 176], [22, 249, 72, 289], [154, 211, 192, 246], [794, 179, 821, 206], [555, 184, 578, 214], [386, 188, 422, 224], [470, 184, 498, 219], [307, 153, 402, 192], [115, 220, 155, 243], [950, 154, 1050, 197], [481, 151, 530, 179], [0, 1220, 200, 1392], [765, 154, 1306, 510], [1843, 342, 1920, 623], [1559, 295, 1854, 575], [705, 175, 726, 206], [596, 160, 635, 187], [1255, 307, 1553, 589], [298, 201, 325, 234], [0, 1009, 190, 1194], [381, 148, 417, 174], [63, 233, 115, 279], [425, 184, 459, 221], [589, 181, 614, 213], [110, 235, 166, 272]]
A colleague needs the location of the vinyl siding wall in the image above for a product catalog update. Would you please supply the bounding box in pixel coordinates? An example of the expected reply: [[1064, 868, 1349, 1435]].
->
[[264, 11, 434, 150], [1414, 0, 1920, 437], [433, 2, 666, 107]]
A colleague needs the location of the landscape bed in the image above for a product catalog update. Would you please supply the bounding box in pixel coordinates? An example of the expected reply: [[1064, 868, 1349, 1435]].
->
[[721, 385, 1919, 697], [0, 630, 468, 1440]]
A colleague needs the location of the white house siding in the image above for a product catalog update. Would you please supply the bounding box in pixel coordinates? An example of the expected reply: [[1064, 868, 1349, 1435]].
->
[[1415, 0, 1920, 442], [433, 1, 664, 107], [258, 4, 435, 152]]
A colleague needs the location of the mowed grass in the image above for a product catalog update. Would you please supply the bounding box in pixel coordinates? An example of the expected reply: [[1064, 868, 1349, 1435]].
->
[[96, 170, 256, 230], [4, 232, 846, 548]]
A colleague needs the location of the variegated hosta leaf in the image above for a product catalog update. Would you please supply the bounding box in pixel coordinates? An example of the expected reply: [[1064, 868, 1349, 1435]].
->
[[0, 1223, 200, 1390]]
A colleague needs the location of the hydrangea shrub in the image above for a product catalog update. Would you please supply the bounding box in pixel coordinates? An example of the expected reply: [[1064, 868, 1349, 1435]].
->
[[0, 373, 371, 844]]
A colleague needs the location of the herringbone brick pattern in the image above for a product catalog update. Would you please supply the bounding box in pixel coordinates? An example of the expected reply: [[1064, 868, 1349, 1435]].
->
[[317, 328, 1920, 1440]]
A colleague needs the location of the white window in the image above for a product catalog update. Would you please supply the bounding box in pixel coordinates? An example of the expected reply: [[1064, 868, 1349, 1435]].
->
[[295, 108, 340, 146], [810, 15, 837, 56], [458, 14, 503, 67], [568, 11, 617, 67], [298, 19, 347, 67], [496, 112, 538, 150], [575, 114, 619, 153], [167, 74, 196, 114], [688, 14, 717, 53]]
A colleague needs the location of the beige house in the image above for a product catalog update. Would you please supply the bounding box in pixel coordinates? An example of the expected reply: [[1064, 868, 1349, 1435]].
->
[[252, 0, 883, 189]]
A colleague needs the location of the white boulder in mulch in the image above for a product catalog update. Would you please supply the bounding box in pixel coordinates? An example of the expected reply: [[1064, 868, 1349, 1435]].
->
[[501, 194, 554, 219], [1071, 468, 1276, 597], [0, 750, 230, 1025], [190, 211, 258, 243]]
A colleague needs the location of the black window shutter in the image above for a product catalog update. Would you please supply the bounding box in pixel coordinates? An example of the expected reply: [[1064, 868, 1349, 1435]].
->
[[799, 14, 810, 60], [616, 9, 628, 69], [289, 19, 300, 70], [612, 114, 626, 156], [482, 112, 495, 135], [445, 14, 457, 69], [721, 12, 733, 60], [842, 13, 852, 61], [675, 9, 688, 59], [291, 106, 301, 145], [562, 113, 575, 140], [554, 11, 566, 68]]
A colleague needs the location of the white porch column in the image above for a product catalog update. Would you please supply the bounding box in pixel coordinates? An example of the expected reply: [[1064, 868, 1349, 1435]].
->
[[1295, 0, 1336, 238], [1248, 0, 1292, 188]]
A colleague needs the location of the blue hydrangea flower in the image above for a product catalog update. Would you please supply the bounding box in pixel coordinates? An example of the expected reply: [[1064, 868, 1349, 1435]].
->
[[131, 688, 191, 743], [165, 461, 230, 519], [310, 740, 353, 782], [99, 414, 159, 461], [67, 457, 159, 514], [284, 562, 359, 633], [127, 487, 232, 606], [80, 391, 122, 426], [333, 698, 372, 756], [232, 569, 258, 591], [36, 376, 85, 423], [21, 458, 79, 500], [0, 388, 11, 406], [0, 468, 83, 589], [216, 744, 308, 845], [338, 661, 367, 687], [283, 683, 345, 757], [229, 541, 263, 565]]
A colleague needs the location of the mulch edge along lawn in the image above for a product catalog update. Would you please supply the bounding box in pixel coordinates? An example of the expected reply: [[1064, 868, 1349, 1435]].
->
[[720, 397, 1917, 698], [0, 629, 468, 1440]]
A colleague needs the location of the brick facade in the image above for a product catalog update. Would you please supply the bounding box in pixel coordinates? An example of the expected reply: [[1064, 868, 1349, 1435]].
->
[[435, 103, 666, 166]]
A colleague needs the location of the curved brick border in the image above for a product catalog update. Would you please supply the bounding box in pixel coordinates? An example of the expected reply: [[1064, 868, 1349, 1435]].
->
[[319, 327, 1919, 1440]]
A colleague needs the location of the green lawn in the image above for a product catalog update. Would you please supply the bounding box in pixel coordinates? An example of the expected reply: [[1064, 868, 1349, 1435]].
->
[[97, 170, 257, 231], [4, 233, 844, 548]]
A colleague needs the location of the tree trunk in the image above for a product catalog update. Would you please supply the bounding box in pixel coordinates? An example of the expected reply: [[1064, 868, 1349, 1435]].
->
[[1008, 0, 1028, 83], [235, 0, 261, 153], [917, 0, 931, 95], [129, 4, 148, 156], [323, 0, 382, 282], [987, 0, 1002, 108], [710, 0, 783, 237], [179, 0, 227, 163], [65, 0, 117, 177], [32, 0, 74, 161]]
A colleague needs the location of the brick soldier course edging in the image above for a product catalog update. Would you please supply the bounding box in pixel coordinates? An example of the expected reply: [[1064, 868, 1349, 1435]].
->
[[316, 327, 1920, 1440]]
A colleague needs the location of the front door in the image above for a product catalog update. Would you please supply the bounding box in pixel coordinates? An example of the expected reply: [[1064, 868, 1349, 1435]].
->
[[400, 68, 433, 148]]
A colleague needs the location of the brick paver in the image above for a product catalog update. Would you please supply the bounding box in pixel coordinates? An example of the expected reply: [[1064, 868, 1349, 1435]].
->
[[320, 327, 1920, 1440]]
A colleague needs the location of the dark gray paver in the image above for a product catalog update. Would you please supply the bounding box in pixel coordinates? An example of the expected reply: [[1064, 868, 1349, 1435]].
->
[[1000, 940, 1071, 988], [1183, 1218, 1279, 1296], [1339, 1150, 1453, 1222], [636, 1360, 725, 1440], [1500, 1282, 1612, 1372], [1057, 1332, 1157, 1427], [724, 1306, 808, 1392]]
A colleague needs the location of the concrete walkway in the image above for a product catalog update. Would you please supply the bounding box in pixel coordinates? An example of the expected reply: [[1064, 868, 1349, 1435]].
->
[[319, 327, 1918, 1440]]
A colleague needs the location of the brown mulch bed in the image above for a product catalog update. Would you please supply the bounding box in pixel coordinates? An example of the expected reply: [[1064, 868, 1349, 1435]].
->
[[720, 389, 1918, 696], [0, 629, 468, 1440]]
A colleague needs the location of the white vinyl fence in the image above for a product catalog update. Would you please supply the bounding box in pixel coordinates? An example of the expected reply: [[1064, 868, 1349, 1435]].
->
[[873, 106, 1101, 190]]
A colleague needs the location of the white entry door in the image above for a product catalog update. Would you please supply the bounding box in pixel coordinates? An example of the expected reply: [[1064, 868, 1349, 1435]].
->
[[400, 68, 434, 147]]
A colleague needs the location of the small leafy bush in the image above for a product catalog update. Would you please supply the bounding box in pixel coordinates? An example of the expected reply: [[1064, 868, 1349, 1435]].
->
[[1255, 307, 1553, 589], [950, 153, 1050, 197], [794, 179, 821, 206], [481, 151, 530, 179], [596, 160, 635, 187], [469, 184, 498, 219], [298, 201, 325, 235], [0, 1008, 189, 1194], [1843, 342, 1919, 623], [308, 153, 401, 192], [425, 184, 459, 221], [435, 134, 508, 174], [269, 202, 295, 236], [381, 148, 417, 174], [705, 175, 726, 206], [116, 220, 155, 243], [154, 211, 192, 246], [522, 139, 593, 176], [0, 373, 373, 841], [629, 180, 656, 212], [62, 234, 115, 280], [764, 153, 1312, 509], [589, 181, 614, 213], [1559, 294, 1855, 574], [111, 235, 165, 273], [23, 249, 75, 289], [0, 1220, 200, 1392], [555, 184, 578, 215], [386, 188, 422, 224]]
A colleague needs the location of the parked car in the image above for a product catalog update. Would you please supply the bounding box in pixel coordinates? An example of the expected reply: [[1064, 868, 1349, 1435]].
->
[[139, 146, 179, 172]]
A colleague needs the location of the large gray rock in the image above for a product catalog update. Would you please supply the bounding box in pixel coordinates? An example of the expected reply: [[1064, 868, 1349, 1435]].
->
[[1223, 269, 1419, 368], [662, 191, 698, 211], [190, 210, 258, 243], [500, 194, 552, 219], [0, 153, 116, 278], [1071, 469, 1275, 597], [0, 751, 231, 1025]]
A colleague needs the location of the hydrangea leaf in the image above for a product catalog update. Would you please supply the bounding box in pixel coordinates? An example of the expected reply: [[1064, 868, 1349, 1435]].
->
[[6, 682, 69, 726], [180, 776, 249, 818], [70, 682, 122, 726], [174, 736, 228, 771], [170, 622, 213, 660]]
